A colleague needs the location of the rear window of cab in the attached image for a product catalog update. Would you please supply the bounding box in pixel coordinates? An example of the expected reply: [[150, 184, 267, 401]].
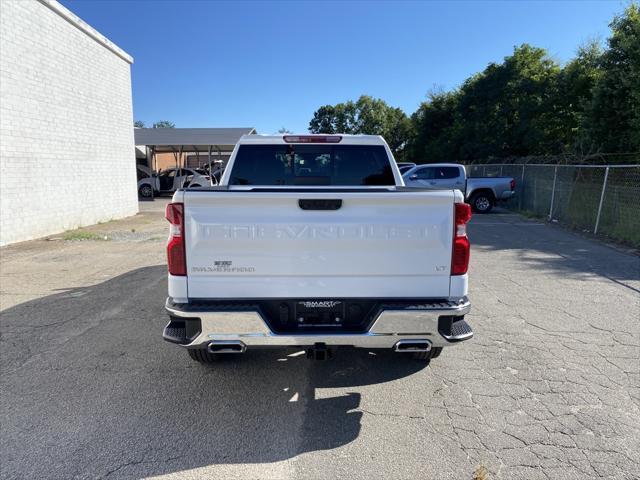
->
[[229, 144, 395, 186]]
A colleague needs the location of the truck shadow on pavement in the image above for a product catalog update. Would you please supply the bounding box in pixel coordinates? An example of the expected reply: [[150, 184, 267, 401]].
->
[[0, 265, 427, 478]]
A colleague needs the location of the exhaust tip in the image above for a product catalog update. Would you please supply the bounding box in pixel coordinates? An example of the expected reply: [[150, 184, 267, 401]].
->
[[394, 339, 432, 353], [207, 340, 246, 354]]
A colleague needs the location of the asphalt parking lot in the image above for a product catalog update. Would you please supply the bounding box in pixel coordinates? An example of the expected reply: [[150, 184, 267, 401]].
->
[[1, 200, 639, 480]]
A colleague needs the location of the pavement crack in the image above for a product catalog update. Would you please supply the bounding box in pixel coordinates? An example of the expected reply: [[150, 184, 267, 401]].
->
[[356, 408, 424, 420]]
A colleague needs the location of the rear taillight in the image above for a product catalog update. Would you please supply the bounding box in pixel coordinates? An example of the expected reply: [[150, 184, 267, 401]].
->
[[510, 179, 516, 191], [452, 202, 471, 275], [166, 203, 186, 276]]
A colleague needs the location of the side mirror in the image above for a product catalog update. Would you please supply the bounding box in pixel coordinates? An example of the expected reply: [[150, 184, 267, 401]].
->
[[409, 174, 418, 180]]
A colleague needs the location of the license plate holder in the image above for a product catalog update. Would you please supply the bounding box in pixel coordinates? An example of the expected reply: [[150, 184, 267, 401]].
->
[[295, 300, 345, 327]]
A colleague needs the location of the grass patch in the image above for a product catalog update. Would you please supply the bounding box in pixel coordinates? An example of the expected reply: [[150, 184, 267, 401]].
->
[[472, 464, 489, 480], [63, 230, 110, 241], [517, 209, 545, 220]]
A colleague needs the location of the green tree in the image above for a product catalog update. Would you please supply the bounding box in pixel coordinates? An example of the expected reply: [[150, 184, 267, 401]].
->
[[152, 120, 175, 129], [309, 105, 338, 133], [408, 90, 459, 162], [553, 40, 603, 153], [459, 44, 561, 159], [134, 120, 145, 128], [407, 44, 563, 162], [309, 95, 410, 154], [309, 103, 358, 133], [384, 106, 412, 157], [310, 5, 638, 164], [587, 3, 640, 152]]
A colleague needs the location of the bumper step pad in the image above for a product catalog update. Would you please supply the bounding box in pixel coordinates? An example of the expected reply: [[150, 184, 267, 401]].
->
[[163, 317, 201, 345], [438, 316, 473, 342], [163, 324, 188, 344]]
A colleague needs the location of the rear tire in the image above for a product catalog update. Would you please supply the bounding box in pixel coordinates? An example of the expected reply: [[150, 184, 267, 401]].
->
[[188, 348, 217, 364], [412, 347, 443, 361], [470, 193, 494, 213], [138, 184, 153, 198]]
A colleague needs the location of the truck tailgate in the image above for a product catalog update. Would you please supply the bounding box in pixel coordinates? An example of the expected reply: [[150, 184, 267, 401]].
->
[[183, 190, 455, 299]]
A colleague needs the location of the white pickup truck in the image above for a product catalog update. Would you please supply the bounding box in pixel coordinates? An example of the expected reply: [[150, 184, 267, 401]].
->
[[163, 135, 473, 363]]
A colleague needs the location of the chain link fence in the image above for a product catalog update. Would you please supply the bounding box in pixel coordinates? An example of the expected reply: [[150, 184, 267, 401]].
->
[[466, 164, 640, 247]]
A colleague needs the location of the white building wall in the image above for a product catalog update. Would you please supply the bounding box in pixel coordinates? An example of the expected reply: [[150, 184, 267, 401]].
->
[[0, 0, 137, 246]]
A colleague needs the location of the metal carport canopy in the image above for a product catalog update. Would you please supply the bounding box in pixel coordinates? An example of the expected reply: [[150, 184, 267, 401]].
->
[[134, 127, 256, 153], [134, 127, 256, 191]]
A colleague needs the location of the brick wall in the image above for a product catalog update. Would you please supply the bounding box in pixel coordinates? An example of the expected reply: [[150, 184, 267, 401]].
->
[[0, 0, 137, 245]]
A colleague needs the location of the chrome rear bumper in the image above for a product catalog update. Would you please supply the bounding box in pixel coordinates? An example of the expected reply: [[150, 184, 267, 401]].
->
[[164, 297, 472, 349]]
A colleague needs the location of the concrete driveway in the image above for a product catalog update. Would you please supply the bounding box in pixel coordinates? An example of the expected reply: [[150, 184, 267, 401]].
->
[[1, 201, 638, 480]]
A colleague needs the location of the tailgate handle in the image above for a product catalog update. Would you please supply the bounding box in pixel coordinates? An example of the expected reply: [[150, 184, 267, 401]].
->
[[298, 199, 342, 210]]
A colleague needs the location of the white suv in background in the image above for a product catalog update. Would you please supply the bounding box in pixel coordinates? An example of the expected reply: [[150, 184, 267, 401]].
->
[[137, 166, 214, 198]]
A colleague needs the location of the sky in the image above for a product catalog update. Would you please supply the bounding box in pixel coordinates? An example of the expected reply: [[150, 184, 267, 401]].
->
[[61, 0, 625, 134]]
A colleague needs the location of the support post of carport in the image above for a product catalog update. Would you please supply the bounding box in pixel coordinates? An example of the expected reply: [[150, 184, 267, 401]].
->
[[171, 146, 178, 191], [178, 146, 183, 187], [150, 146, 156, 200], [208, 145, 213, 185], [171, 146, 184, 189], [171, 146, 178, 170]]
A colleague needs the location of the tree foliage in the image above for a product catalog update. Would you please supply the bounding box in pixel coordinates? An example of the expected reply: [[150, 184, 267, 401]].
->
[[407, 4, 640, 162], [308, 4, 639, 163], [309, 95, 411, 154], [553, 41, 603, 153], [409, 90, 459, 161], [587, 3, 640, 153], [152, 120, 175, 129], [134, 120, 145, 128], [458, 44, 561, 159]]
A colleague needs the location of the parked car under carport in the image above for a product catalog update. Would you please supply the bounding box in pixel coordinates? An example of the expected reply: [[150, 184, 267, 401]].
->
[[137, 165, 212, 198]]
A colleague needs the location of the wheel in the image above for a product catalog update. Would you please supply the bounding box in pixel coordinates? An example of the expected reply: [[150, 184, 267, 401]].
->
[[188, 348, 217, 364], [470, 193, 494, 213], [138, 184, 153, 198], [412, 347, 443, 361]]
